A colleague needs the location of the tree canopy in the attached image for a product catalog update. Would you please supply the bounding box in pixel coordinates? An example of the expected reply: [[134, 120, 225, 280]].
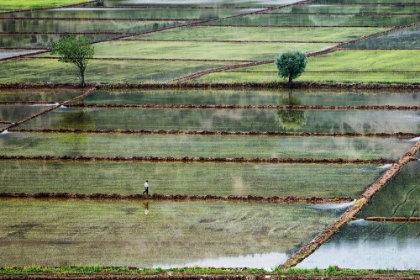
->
[[50, 35, 94, 87], [275, 50, 307, 87]]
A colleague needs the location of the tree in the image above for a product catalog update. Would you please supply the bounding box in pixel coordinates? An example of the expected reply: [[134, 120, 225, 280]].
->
[[275, 50, 307, 87], [50, 35, 94, 87]]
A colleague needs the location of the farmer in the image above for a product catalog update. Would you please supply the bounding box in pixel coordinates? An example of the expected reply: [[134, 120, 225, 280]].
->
[[143, 180, 149, 195]]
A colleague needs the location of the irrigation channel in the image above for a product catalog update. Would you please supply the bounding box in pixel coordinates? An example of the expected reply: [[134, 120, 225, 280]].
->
[[0, 86, 420, 271]]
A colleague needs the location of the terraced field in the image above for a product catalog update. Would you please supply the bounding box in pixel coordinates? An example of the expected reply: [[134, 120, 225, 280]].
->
[[0, 0, 420, 274]]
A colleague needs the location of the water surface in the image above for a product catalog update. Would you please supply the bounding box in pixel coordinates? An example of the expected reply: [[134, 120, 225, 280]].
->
[[297, 220, 420, 269]]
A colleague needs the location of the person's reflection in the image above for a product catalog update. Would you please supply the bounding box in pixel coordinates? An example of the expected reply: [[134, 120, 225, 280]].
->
[[276, 91, 306, 131], [143, 202, 149, 215]]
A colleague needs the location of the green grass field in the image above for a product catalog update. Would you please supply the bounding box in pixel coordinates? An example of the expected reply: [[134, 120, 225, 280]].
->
[[0, 0, 87, 10], [133, 26, 388, 42]]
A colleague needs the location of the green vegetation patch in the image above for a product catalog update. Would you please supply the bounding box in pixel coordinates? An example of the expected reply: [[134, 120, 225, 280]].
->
[[17, 107, 420, 134], [359, 160, 420, 218], [204, 14, 420, 27], [0, 132, 411, 159], [91, 40, 331, 60], [0, 19, 185, 33], [131, 26, 387, 42], [0, 199, 342, 268], [0, 0, 87, 10], [0, 160, 383, 197], [193, 70, 420, 84], [0, 58, 239, 83]]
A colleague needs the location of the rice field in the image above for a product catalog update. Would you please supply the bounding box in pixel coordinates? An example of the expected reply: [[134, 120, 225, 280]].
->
[[1, 0, 420, 273]]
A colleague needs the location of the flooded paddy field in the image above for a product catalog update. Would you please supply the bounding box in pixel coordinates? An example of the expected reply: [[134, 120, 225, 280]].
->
[[296, 220, 420, 270], [0, 160, 385, 197], [0, 131, 412, 160], [358, 160, 420, 218], [72, 89, 420, 107], [1, 0, 420, 273], [2, 7, 254, 19], [0, 199, 348, 268], [13, 106, 420, 134]]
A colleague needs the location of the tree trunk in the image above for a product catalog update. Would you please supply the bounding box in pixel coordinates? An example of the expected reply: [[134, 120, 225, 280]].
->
[[80, 68, 85, 87], [288, 75, 292, 88]]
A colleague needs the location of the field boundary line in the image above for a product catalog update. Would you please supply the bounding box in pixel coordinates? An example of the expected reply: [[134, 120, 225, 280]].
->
[[64, 103, 420, 111], [0, 192, 354, 204], [281, 139, 420, 268], [0, 155, 395, 165], [9, 128, 420, 139], [366, 217, 420, 222]]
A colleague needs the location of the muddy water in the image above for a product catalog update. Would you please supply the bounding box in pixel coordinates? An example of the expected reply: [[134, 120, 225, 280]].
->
[[0, 90, 82, 102], [0, 199, 348, 268], [296, 220, 420, 270]]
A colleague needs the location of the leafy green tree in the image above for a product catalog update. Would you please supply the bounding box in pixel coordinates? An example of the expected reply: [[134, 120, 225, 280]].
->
[[50, 35, 94, 87], [275, 50, 307, 87]]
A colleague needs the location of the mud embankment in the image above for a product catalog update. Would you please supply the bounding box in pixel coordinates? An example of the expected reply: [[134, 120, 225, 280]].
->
[[0, 155, 395, 165], [0, 192, 353, 204], [66, 103, 420, 111], [365, 217, 420, 222]]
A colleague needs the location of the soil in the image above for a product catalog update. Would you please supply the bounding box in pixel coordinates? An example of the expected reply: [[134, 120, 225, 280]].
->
[[0, 155, 395, 165], [0, 192, 353, 204]]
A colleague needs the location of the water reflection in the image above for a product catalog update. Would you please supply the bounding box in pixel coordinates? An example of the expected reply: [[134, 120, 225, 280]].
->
[[297, 220, 420, 270], [276, 92, 306, 131], [154, 252, 288, 270]]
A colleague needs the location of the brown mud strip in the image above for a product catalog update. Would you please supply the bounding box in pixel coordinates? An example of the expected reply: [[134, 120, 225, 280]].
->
[[0, 192, 353, 204], [366, 217, 420, 222], [0, 86, 98, 134], [269, 12, 419, 16], [65, 103, 420, 111], [0, 120, 12, 124], [9, 128, 420, 140], [30, 57, 257, 63], [121, 39, 342, 43], [0, 273, 418, 280], [0, 155, 395, 165], [281, 140, 420, 269]]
